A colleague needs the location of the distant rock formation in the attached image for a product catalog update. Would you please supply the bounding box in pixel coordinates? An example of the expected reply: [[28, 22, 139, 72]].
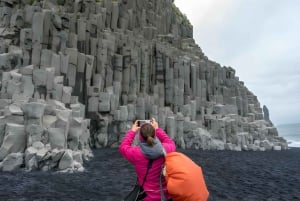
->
[[263, 105, 273, 125], [0, 0, 287, 171]]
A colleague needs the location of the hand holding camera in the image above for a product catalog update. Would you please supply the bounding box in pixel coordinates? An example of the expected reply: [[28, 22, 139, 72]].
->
[[137, 120, 151, 127], [131, 118, 158, 132], [150, 118, 158, 129], [131, 120, 139, 132]]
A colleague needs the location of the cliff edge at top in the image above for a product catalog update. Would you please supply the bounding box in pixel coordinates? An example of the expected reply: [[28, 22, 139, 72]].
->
[[0, 0, 287, 171]]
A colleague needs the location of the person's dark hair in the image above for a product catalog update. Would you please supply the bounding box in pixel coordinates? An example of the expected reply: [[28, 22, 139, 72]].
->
[[140, 123, 156, 146]]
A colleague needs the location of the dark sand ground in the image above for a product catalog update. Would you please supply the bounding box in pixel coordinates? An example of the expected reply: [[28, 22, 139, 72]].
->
[[0, 148, 299, 201]]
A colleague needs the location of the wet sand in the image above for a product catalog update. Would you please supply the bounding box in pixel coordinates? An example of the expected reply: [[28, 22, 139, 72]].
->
[[0, 148, 299, 201]]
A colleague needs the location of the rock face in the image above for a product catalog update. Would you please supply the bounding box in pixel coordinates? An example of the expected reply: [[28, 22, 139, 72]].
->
[[0, 0, 287, 170]]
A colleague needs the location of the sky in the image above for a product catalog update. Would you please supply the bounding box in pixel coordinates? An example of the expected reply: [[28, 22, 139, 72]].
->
[[174, 0, 300, 126]]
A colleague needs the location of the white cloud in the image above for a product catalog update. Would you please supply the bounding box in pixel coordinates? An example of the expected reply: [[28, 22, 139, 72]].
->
[[175, 0, 300, 125]]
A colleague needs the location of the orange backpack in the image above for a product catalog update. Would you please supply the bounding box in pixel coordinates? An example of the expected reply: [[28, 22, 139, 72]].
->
[[160, 152, 209, 201]]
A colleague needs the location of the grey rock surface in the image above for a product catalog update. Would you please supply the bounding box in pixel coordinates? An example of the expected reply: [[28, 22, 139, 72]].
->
[[0, 152, 24, 171], [0, 0, 287, 171]]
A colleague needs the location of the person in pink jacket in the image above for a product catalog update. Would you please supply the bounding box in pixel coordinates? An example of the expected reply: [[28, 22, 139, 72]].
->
[[119, 118, 176, 201]]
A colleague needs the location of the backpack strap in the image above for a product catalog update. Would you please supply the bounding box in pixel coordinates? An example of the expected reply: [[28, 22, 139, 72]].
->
[[160, 147, 168, 201], [162, 147, 167, 156], [141, 159, 153, 187], [159, 167, 168, 201]]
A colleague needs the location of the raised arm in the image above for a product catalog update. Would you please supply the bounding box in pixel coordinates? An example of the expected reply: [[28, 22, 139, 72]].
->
[[151, 118, 176, 153], [119, 121, 139, 163], [155, 127, 176, 153]]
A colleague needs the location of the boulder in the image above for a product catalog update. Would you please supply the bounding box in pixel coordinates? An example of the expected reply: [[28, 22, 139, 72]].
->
[[68, 119, 82, 150], [0, 152, 24, 171], [8, 104, 23, 115], [210, 139, 225, 150], [95, 132, 108, 148], [260, 140, 273, 151], [36, 147, 48, 162], [72, 151, 83, 165], [22, 102, 46, 119], [25, 146, 38, 171], [51, 148, 65, 163], [26, 124, 44, 147], [273, 145, 282, 151], [58, 149, 73, 170], [184, 127, 211, 150], [0, 123, 26, 161], [0, 122, 6, 147], [48, 128, 66, 149]]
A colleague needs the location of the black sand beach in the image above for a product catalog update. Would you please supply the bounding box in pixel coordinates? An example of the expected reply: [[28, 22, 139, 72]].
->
[[0, 148, 299, 201]]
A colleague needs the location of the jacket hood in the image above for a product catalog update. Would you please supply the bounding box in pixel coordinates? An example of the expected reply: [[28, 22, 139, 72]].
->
[[139, 138, 164, 160]]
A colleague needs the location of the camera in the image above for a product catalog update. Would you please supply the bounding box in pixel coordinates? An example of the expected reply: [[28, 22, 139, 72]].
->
[[137, 120, 151, 127]]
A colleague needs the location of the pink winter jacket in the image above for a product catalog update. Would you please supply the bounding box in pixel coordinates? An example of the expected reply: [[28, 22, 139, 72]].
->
[[119, 128, 176, 201]]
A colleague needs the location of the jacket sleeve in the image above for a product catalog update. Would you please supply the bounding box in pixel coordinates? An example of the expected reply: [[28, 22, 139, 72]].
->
[[119, 129, 138, 163], [155, 128, 176, 153]]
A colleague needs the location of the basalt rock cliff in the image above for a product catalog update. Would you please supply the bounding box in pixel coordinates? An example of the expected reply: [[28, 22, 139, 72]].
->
[[0, 0, 287, 171]]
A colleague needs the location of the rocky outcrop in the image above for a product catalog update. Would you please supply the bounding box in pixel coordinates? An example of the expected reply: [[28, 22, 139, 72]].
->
[[0, 96, 92, 172], [0, 0, 287, 171]]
